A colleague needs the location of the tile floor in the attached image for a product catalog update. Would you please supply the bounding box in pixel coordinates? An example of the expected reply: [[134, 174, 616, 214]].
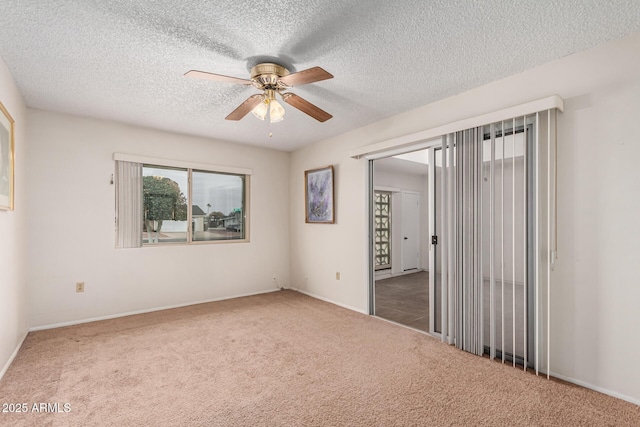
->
[[374, 271, 429, 332]]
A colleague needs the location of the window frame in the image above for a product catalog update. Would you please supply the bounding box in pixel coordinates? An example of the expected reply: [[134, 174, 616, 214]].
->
[[115, 153, 251, 246]]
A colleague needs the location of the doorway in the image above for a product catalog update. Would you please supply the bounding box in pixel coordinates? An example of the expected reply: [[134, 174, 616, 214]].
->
[[372, 153, 429, 332], [370, 131, 533, 362], [402, 192, 420, 271]]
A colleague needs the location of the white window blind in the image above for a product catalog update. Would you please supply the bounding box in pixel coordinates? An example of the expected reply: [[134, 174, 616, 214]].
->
[[115, 161, 143, 248]]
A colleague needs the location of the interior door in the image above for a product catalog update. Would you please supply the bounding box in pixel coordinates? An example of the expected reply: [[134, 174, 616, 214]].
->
[[401, 192, 420, 271]]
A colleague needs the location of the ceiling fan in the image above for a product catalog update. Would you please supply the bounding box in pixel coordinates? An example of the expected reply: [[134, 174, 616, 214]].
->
[[184, 63, 333, 123]]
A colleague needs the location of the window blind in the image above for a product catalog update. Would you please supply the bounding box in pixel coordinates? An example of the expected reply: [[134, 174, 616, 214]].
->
[[115, 160, 143, 248]]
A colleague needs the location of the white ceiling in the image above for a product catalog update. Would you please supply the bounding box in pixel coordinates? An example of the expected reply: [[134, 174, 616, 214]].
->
[[1, 1, 640, 152]]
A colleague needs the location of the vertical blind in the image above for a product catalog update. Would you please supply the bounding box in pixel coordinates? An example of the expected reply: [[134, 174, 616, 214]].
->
[[355, 96, 562, 374], [115, 160, 143, 248], [437, 110, 557, 375]]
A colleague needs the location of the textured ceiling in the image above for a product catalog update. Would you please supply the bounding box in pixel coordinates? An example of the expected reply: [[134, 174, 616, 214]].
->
[[1, 1, 640, 151]]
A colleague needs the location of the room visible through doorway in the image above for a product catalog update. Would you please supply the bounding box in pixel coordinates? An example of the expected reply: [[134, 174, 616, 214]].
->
[[372, 151, 429, 332]]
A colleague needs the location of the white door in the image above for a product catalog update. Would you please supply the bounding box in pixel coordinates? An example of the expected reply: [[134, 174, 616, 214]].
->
[[401, 192, 420, 271]]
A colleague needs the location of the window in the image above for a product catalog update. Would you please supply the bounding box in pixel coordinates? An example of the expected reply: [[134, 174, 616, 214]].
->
[[192, 170, 246, 242], [115, 155, 250, 247], [143, 166, 188, 244], [374, 191, 391, 269]]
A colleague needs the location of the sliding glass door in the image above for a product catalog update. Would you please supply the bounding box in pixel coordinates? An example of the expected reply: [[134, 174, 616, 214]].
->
[[368, 102, 559, 375], [431, 148, 443, 335], [428, 118, 551, 370]]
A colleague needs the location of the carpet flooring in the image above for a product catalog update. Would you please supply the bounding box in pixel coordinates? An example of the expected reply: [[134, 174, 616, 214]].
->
[[1, 290, 638, 426]]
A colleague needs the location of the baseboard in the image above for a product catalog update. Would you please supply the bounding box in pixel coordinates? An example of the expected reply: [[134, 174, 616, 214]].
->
[[375, 269, 426, 281], [549, 371, 640, 407], [294, 288, 368, 315], [0, 330, 29, 383], [29, 288, 281, 332]]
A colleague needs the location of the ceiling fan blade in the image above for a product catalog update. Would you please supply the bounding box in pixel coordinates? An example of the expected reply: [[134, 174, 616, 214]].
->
[[225, 94, 263, 121], [279, 66, 333, 87], [281, 93, 332, 122], [184, 70, 252, 85]]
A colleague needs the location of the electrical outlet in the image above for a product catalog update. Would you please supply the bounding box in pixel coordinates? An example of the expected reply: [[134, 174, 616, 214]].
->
[[76, 282, 85, 293], [336, 272, 341, 280]]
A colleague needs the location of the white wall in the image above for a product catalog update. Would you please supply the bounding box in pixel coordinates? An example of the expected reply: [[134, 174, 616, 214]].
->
[[552, 79, 640, 403], [0, 57, 28, 379], [26, 110, 291, 328], [290, 32, 640, 403], [374, 167, 429, 273], [289, 142, 369, 312]]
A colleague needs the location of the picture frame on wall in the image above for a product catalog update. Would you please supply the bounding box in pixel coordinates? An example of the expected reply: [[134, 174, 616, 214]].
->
[[305, 165, 335, 224], [0, 101, 14, 211]]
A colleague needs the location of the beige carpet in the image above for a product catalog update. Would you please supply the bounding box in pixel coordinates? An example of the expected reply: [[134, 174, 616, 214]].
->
[[1, 290, 638, 426]]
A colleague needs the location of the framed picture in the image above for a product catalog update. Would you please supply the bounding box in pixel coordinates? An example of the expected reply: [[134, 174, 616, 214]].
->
[[305, 165, 335, 224], [0, 101, 14, 211]]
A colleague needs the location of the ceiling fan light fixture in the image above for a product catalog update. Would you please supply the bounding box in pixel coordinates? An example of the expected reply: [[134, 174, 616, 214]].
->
[[269, 99, 285, 123], [186, 63, 333, 123], [251, 100, 268, 121]]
